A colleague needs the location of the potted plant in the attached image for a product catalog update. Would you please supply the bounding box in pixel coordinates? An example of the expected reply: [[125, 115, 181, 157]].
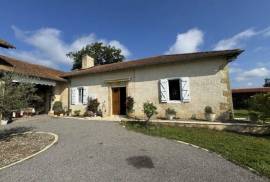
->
[[52, 101, 64, 116], [1, 112, 11, 125], [165, 108, 176, 120], [86, 97, 100, 117], [73, 110, 81, 117], [204, 106, 216, 121], [126, 96, 134, 117]]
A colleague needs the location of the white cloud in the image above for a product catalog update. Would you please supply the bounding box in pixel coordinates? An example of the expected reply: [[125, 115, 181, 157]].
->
[[229, 67, 242, 74], [166, 28, 204, 54], [7, 26, 131, 69], [214, 29, 257, 50], [247, 82, 253, 86], [214, 27, 270, 50], [235, 67, 270, 81]]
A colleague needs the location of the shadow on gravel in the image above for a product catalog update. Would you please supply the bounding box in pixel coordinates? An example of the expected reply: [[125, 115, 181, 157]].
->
[[126, 155, 154, 169], [0, 126, 35, 142]]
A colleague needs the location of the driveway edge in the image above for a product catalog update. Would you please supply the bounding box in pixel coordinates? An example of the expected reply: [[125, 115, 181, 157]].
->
[[0, 131, 58, 171], [175, 139, 262, 177]]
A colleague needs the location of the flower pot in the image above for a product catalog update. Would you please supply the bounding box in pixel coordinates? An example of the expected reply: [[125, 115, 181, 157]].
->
[[1, 120, 8, 125], [166, 114, 175, 120], [205, 113, 216, 121]]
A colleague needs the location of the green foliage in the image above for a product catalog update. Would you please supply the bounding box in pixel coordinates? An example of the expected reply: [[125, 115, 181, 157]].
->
[[86, 97, 100, 113], [249, 93, 270, 121], [0, 72, 41, 120], [165, 108, 176, 115], [143, 101, 157, 122], [264, 78, 270, 87], [248, 111, 259, 122], [125, 122, 270, 178], [52, 101, 63, 115], [73, 110, 81, 116], [234, 109, 249, 118], [67, 42, 125, 70], [204, 106, 213, 114], [126, 96, 134, 114]]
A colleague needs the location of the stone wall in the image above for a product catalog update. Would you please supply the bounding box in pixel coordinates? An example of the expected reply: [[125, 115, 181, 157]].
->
[[67, 57, 232, 120]]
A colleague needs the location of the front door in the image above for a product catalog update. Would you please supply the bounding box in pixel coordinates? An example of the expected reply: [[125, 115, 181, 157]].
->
[[112, 87, 126, 115], [112, 88, 120, 115]]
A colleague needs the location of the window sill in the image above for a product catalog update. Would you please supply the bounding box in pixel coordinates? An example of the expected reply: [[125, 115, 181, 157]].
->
[[166, 100, 182, 104]]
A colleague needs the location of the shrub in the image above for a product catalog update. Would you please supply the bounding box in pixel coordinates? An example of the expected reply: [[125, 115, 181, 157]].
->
[[249, 93, 270, 122], [74, 110, 81, 117], [204, 106, 213, 114], [248, 111, 259, 122], [86, 97, 100, 114], [52, 101, 64, 116], [143, 101, 158, 122], [126, 96, 134, 114], [165, 108, 176, 115]]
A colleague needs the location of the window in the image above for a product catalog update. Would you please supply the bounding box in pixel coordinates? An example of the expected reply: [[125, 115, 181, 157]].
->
[[168, 79, 181, 101], [78, 87, 84, 104]]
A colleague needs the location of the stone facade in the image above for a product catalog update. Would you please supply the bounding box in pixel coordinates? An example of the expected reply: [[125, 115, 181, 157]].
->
[[60, 57, 233, 121]]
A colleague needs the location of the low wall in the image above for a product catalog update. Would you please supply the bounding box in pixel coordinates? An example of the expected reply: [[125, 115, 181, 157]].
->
[[150, 120, 270, 135]]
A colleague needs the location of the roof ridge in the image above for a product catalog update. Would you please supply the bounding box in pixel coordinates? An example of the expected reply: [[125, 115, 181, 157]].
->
[[63, 49, 243, 77], [72, 49, 243, 72]]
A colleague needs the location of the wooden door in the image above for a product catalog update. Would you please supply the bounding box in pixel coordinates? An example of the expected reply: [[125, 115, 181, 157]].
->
[[112, 88, 120, 115]]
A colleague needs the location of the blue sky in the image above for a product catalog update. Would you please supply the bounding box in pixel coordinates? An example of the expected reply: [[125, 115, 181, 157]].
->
[[0, 0, 270, 88]]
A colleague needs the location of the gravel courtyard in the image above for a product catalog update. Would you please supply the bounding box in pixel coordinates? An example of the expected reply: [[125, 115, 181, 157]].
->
[[0, 116, 267, 182]]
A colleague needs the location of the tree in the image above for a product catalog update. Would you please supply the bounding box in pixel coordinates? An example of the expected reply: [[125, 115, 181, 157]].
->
[[249, 93, 270, 122], [0, 72, 41, 121], [264, 78, 270, 87], [143, 101, 158, 124], [67, 42, 125, 70]]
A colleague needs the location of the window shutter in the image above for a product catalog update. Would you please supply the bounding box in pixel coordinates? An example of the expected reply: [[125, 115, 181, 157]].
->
[[71, 87, 77, 105], [180, 77, 191, 102], [83, 87, 88, 105], [160, 79, 169, 102]]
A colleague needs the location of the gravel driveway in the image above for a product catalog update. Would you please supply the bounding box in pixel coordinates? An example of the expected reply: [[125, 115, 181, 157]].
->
[[0, 116, 267, 182]]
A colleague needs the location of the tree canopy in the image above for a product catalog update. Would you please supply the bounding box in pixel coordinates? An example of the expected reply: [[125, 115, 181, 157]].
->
[[67, 42, 125, 70], [0, 72, 41, 120]]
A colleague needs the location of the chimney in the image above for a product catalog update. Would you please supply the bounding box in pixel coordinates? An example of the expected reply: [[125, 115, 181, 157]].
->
[[81, 55, 94, 69]]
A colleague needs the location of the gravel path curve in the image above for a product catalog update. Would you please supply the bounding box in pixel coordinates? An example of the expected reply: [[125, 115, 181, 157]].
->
[[0, 116, 267, 182]]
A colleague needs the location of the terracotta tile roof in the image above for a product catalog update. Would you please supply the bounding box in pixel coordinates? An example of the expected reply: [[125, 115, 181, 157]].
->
[[232, 87, 270, 94], [62, 49, 243, 77], [0, 54, 66, 82], [0, 39, 15, 49]]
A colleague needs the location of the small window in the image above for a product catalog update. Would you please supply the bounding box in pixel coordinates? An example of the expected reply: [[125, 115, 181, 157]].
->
[[168, 79, 181, 101], [78, 87, 84, 104]]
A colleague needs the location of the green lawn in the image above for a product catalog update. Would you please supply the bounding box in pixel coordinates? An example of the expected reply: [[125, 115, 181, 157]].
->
[[234, 109, 249, 118], [124, 122, 270, 178]]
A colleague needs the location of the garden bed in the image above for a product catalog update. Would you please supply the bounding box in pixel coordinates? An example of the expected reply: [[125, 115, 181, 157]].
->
[[0, 130, 55, 168]]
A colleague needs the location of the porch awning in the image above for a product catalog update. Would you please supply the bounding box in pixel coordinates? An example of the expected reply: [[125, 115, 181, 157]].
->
[[13, 76, 56, 86]]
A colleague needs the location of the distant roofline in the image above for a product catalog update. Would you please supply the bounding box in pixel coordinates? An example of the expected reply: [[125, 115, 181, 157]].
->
[[0, 54, 66, 82], [232, 87, 270, 94]]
